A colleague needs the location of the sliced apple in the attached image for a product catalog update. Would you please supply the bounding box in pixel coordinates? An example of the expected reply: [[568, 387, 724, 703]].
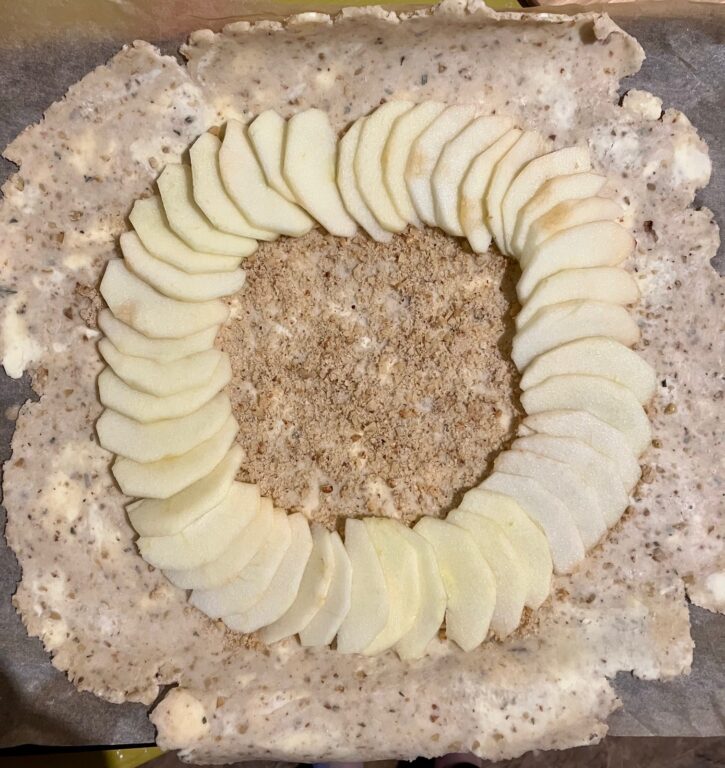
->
[[486, 131, 549, 254], [383, 100, 446, 227], [362, 518, 421, 656], [219, 120, 313, 237], [259, 524, 335, 644], [515, 267, 640, 329], [458, 487, 552, 609], [517, 221, 635, 302], [128, 445, 244, 537], [500, 146, 590, 255], [520, 374, 652, 457], [512, 434, 630, 527], [355, 100, 415, 233], [335, 518, 389, 654], [156, 164, 257, 257], [166, 498, 274, 590], [191, 508, 291, 619], [248, 109, 297, 203], [448, 508, 527, 638], [98, 355, 232, 423], [100, 260, 228, 340], [189, 132, 277, 241], [337, 118, 393, 243], [136, 481, 258, 570], [512, 300, 640, 371], [223, 513, 313, 633], [298, 531, 352, 647], [520, 410, 640, 491], [494, 449, 606, 549], [414, 517, 495, 651], [510, 172, 607, 256], [459, 129, 521, 253], [129, 196, 243, 274], [97, 310, 218, 364], [406, 104, 476, 226], [481, 472, 585, 575], [112, 413, 238, 499]]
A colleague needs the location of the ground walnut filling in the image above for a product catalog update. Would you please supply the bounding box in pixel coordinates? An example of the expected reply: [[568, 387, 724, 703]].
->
[[221, 227, 520, 524]]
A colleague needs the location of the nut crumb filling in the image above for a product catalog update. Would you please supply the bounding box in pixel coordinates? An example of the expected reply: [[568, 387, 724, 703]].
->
[[220, 227, 521, 526]]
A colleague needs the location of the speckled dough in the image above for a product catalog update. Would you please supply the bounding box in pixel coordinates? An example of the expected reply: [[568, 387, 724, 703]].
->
[[0, 0, 721, 763]]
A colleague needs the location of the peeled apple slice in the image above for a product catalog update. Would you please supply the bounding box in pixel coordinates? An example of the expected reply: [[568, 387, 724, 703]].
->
[[223, 513, 313, 633], [336, 518, 389, 654], [112, 413, 238, 499], [260, 525, 335, 644], [520, 337, 656, 405], [383, 100, 446, 227], [283, 109, 357, 237], [512, 300, 640, 371], [136, 482, 258, 570], [415, 517, 496, 651], [100, 260, 228, 340], [248, 110, 297, 203], [128, 445, 244, 537], [355, 100, 415, 232], [156, 165, 257, 257], [431, 114, 513, 236]]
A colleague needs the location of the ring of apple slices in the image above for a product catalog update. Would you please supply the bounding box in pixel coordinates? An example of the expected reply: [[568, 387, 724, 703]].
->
[[96, 101, 655, 659]]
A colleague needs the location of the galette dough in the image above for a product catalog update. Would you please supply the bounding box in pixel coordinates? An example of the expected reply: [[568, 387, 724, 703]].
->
[[0, 0, 721, 763]]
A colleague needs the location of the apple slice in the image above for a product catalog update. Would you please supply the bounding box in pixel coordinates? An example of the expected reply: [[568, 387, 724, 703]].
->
[[189, 132, 277, 241], [448, 508, 527, 638], [383, 101, 446, 227], [248, 110, 297, 203], [97, 392, 231, 463], [100, 260, 228, 340], [165, 498, 274, 590], [501, 146, 590, 255], [486, 131, 549, 254], [362, 518, 421, 656], [431, 115, 513, 236], [335, 518, 389, 654], [129, 196, 243, 274], [414, 517, 496, 651], [98, 355, 231, 423], [520, 374, 652, 456], [219, 120, 313, 237], [458, 487, 552, 609], [113, 413, 238, 499], [354, 101, 415, 233], [337, 118, 393, 242], [393, 524, 447, 660], [515, 267, 640, 329], [494, 449, 606, 549], [283, 109, 357, 237], [459, 129, 521, 253], [512, 300, 640, 371], [520, 410, 640, 491], [510, 172, 607, 256], [481, 472, 585, 574], [156, 164, 257, 257], [98, 310, 218, 364], [136, 481, 258, 570], [517, 221, 635, 302], [191, 508, 292, 618], [259, 524, 335, 644], [128, 445, 243, 537], [524, 196, 623, 253], [298, 531, 352, 647], [512, 434, 630, 527], [406, 104, 476, 226], [223, 513, 313, 633]]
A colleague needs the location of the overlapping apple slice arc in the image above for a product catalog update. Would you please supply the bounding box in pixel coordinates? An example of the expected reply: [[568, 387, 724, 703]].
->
[[95, 101, 655, 659]]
